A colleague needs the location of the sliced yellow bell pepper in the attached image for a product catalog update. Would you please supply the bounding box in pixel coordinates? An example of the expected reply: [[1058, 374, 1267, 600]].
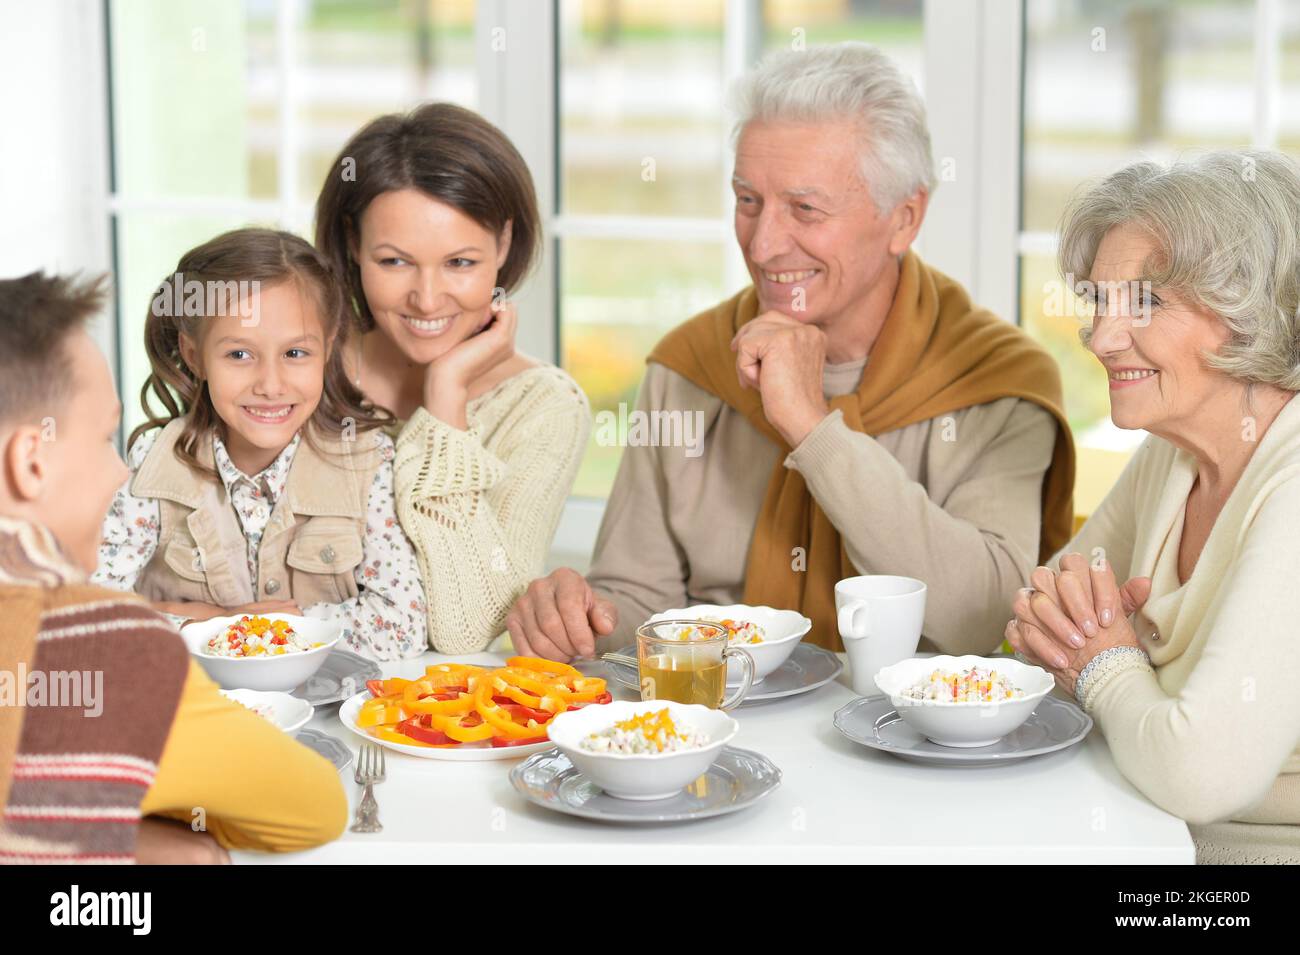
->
[[358, 698, 404, 728], [506, 656, 581, 680], [402, 680, 475, 717], [474, 681, 551, 739], [369, 726, 438, 747], [430, 713, 498, 743]]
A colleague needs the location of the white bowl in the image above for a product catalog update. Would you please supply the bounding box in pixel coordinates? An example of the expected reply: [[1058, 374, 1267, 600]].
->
[[547, 700, 738, 800], [179, 613, 341, 692], [219, 688, 314, 734], [647, 604, 811, 683], [873, 655, 1054, 747]]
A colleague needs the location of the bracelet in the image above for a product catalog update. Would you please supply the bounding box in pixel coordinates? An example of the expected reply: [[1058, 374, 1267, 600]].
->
[[1074, 645, 1153, 709]]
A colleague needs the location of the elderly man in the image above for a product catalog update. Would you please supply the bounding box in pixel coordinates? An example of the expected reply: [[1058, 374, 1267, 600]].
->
[[508, 42, 1075, 660]]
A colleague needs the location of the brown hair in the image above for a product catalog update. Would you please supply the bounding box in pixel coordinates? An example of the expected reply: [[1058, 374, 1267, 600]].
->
[[314, 102, 540, 332], [131, 227, 393, 477], [0, 271, 107, 426]]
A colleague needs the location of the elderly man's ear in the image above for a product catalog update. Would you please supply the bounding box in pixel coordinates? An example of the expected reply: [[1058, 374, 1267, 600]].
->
[[2, 424, 49, 504], [886, 188, 930, 258]]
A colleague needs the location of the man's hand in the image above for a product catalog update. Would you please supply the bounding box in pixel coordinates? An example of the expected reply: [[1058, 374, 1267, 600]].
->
[[505, 568, 618, 663], [730, 311, 830, 447]]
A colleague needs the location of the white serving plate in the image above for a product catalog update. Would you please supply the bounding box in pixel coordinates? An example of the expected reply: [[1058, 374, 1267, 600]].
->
[[337, 691, 552, 761]]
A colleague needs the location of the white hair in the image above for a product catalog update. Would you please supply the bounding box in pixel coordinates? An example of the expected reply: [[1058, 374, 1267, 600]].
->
[[1060, 149, 1300, 392], [728, 41, 936, 212]]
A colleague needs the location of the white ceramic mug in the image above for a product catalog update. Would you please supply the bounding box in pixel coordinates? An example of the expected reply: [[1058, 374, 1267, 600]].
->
[[835, 575, 927, 697]]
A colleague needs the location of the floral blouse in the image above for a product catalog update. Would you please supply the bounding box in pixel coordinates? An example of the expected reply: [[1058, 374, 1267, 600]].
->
[[92, 427, 428, 660]]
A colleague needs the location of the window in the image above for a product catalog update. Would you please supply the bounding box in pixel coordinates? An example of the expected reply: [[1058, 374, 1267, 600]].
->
[[96, 0, 1286, 555], [106, 0, 477, 439], [1018, 0, 1295, 451]]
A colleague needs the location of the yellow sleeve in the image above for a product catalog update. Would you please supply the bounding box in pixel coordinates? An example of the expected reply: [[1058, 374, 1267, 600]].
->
[[140, 660, 348, 853]]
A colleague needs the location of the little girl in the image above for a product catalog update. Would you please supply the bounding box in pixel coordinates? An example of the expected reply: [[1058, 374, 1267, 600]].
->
[[93, 227, 427, 660]]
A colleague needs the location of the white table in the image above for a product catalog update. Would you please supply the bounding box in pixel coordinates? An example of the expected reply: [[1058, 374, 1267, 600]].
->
[[234, 650, 1195, 864]]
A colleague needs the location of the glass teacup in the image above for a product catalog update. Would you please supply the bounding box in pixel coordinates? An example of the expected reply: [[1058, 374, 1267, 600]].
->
[[634, 619, 755, 710]]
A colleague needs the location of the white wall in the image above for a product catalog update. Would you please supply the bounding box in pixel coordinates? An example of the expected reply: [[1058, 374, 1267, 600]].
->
[[0, 0, 114, 358]]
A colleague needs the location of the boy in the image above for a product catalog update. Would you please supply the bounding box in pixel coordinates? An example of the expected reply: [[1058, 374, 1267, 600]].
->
[[0, 271, 347, 863]]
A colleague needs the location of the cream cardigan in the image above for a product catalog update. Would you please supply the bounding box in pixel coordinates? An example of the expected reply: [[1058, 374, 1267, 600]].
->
[[391, 365, 590, 655], [1062, 392, 1300, 863]]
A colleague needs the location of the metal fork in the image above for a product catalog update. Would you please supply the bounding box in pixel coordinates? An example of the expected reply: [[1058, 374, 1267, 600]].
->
[[350, 743, 386, 833]]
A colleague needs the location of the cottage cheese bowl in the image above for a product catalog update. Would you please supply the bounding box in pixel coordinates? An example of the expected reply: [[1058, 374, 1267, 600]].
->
[[179, 613, 341, 691], [547, 700, 738, 799], [873, 654, 1054, 747], [647, 604, 811, 683]]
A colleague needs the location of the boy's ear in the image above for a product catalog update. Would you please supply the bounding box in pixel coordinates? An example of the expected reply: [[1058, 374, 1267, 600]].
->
[[3, 424, 48, 504], [178, 332, 203, 379]]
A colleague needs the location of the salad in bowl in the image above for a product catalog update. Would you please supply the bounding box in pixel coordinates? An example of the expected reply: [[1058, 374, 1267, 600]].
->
[[547, 700, 738, 800], [873, 654, 1054, 747], [179, 613, 340, 692]]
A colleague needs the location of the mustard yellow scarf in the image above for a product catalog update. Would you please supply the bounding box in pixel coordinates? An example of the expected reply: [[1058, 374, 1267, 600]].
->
[[648, 251, 1075, 650]]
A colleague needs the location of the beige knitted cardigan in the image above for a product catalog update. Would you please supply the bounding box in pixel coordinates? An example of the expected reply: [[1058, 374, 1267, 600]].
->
[[391, 365, 590, 655], [1060, 392, 1300, 864]]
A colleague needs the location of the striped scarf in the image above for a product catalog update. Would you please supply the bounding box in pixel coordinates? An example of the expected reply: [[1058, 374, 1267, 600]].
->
[[0, 517, 189, 863]]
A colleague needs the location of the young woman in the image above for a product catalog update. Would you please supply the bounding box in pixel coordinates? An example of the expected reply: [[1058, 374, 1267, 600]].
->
[[315, 103, 590, 655]]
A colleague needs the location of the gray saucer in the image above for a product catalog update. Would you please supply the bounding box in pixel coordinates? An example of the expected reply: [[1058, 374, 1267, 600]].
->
[[295, 728, 353, 773], [833, 694, 1093, 766], [604, 643, 842, 704], [292, 648, 382, 706], [509, 746, 782, 823]]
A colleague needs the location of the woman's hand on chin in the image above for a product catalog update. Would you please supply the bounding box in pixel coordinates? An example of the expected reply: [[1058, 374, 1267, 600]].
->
[[422, 301, 519, 429]]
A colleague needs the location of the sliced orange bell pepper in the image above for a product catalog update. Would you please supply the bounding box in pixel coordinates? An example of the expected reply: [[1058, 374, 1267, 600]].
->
[[507, 656, 581, 680], [430, 712, 498, 743], [402, 680, 475, 717], [494, 667, 565, 697], [369, 725, 439, 747], [423, 663, 486, 688], [553, 676, 608, 703], [474, 681, 552, 740], [358, 698, 404, 728], [375, 677, 413, 696]]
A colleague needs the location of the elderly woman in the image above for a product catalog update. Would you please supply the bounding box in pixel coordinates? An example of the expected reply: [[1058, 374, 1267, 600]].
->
[[1007, 149, 1300, 864]]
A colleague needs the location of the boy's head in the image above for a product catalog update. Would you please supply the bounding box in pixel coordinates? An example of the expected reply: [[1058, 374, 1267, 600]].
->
[[0, 272, 126, 574]]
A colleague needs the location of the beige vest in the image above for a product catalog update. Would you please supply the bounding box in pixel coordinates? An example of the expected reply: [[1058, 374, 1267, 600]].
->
[[132, 420, 384, 607]]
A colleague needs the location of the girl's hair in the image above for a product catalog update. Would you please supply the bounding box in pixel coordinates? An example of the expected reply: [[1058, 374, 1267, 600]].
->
[[131, 227, 394, 477], [314, 101, 540, 333]]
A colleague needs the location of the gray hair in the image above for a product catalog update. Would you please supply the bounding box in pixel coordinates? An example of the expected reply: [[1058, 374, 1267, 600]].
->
[[729, 42, 935, 212], [1060, 149, 1300, 391]]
